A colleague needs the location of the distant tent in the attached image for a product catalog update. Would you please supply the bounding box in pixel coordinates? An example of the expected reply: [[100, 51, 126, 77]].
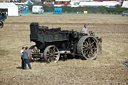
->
[[25, 0, 34, 5], [0, 3, 18, 16], [122, 1, 128, 8]]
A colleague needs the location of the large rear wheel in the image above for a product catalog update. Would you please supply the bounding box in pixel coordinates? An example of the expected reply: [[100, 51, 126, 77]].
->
[[77, 36, 98, 60], [44, 45, 60, 63]]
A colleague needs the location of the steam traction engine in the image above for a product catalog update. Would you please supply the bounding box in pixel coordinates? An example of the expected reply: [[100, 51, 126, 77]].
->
[[29, 22, 102, 63]]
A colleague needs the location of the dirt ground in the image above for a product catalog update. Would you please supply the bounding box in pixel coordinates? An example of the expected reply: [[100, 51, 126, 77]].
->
[[0, 14, 128, 85]]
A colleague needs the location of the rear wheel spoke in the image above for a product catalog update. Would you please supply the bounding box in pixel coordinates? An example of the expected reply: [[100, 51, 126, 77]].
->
[[88, 38, 91, 44], [90, 41, 95, 45], [83, 50, 88, 55]]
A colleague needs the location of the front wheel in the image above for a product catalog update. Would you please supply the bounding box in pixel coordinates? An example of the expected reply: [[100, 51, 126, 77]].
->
[[44, 45, 60, 63]]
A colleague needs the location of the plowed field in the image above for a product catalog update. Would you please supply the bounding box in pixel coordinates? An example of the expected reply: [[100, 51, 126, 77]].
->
[[0, 14, 128, 85]]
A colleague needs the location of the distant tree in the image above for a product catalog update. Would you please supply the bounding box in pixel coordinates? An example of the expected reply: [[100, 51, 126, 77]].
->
[[115, 4, 121, 8]]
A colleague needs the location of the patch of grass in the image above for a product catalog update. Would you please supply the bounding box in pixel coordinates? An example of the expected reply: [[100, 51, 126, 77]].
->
[[0, 49, 8, 56]]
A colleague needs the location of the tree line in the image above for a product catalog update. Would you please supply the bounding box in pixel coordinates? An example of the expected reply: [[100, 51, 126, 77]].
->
[[27, 5, 128, 14]]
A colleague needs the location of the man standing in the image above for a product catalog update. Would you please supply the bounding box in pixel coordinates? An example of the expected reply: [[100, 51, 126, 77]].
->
[[23, 47, 32, 69], [20, 47, 25, 69], [81, 24, 88, 35]]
